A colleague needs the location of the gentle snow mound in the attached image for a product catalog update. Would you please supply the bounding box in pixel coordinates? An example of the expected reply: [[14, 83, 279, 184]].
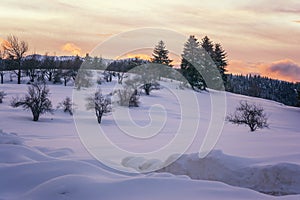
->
[[0, 129, 23, 145], [123, 150, 300, 196]]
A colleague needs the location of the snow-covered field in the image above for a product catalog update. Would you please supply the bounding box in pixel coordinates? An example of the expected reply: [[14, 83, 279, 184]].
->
[[0, 78, 300, 199]]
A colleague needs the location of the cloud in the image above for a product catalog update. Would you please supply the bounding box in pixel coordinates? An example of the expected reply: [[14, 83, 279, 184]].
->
[[227, 59, 300, 82], [61, 43, 81, 55], [294, 20, 300, 23], [265, 59, 300, 82], [97, 33, 114, 37]]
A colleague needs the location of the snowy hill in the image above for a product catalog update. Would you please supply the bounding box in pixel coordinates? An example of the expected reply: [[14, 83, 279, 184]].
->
[[0, 78, 300, 199]]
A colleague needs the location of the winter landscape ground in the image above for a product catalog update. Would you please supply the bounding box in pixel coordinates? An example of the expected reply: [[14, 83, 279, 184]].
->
[[0, 75, 300, 200]]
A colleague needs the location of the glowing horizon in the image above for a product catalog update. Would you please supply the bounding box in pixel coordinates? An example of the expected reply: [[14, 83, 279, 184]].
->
[[0, 0, 300, 82]]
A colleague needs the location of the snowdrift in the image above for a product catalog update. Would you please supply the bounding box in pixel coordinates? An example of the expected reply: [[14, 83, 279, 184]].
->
[[1, 130, 299, 200], [123, 150, 300, 196]]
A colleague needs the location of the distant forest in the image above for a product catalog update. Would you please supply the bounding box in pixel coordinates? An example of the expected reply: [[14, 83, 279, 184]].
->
[[1, 35, 299, 107], [0, 54, 299, 107]]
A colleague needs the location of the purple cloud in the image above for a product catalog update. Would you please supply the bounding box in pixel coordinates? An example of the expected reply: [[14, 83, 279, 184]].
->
[[268, 60, 300, 81]]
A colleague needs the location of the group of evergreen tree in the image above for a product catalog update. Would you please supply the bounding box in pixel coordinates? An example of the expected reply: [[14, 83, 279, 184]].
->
[[180, 35, 227, 91], [227, 74, 300, 107], [2, 35, 300, 108]]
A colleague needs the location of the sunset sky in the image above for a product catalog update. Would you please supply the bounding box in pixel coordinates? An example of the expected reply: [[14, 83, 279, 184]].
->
[[0, 0, 300, 82]]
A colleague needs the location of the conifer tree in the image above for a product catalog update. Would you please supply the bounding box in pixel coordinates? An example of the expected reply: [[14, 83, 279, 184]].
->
[[213, 43, 228, 87], [201, 36, 214, 56], [151, 40, 172, 66], [151, 40, 172, 79], [180, 35, 206, 90]]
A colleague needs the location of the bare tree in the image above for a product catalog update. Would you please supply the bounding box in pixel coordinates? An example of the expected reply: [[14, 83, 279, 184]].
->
[[130, 64, 160, 95], [11, 81, 53, 121], [2, 35, 28, 84], [0, 49, 5, 84], [86, 89, 111, 124], [114, 87, 139, 107], [57, 96, 75, 115], [0, 91, 6, 103], [226, 101, 269, 132]]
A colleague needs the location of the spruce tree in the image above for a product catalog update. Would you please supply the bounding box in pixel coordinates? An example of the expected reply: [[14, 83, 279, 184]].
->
[[180, 35, 206, 90], [151, 40, 172, 79], [213, 43, 228, 87], [201, 36, 214, 57], [151, 40, 172, 66]]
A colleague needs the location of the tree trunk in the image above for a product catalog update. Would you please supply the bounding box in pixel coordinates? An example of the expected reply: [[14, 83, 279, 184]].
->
[[0, 73, 3, 84], [48, 71, 52, 81], [97, 115, 102, 124], [145, 89, 150, 95], [17, 69, 21, 84], [32, 111, 39, 121], [249, 124, 255, 132]]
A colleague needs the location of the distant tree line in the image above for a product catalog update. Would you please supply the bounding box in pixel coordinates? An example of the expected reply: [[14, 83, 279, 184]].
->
[[1, 35, 299, 108], [227, 74, 300, 107]]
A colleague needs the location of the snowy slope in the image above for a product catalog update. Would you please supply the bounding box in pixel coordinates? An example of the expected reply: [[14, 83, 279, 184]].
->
[[0, 79, 300, 199]]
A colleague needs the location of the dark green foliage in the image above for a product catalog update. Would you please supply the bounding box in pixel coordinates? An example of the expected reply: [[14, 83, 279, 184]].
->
[[201, 36, 214, 56], [227, 74, 299, 107], [212, 43, 228, 86], [151, 40, 173, 66], [296, 83, 300, 107], [180, 35, 206, 90], [151, 40, 173, 78]]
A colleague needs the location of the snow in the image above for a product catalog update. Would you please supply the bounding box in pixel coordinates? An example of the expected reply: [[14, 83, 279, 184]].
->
[[124, 150, 300, 195], [0, 78, 300, 199]]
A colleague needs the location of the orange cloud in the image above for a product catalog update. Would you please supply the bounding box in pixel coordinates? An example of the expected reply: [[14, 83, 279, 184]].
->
[[118, 53, 151, 60], [227, 59, 300, 82], [61, 43, 81, 55], [293, 20, 300, 23]]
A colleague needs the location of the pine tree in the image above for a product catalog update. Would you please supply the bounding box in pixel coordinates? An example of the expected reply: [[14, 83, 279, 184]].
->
[[200, 36, 227, 90], [152, 40, 172, 66], [201, 36, 214, 57], [213, 43, 228, 87], [180, 35, 206, 90], [151, 40, 173, 79]]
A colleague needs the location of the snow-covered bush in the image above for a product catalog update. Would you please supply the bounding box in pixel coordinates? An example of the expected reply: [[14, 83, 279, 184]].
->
[[86, 89, 111, 124], [114, 87, 139, 107], [0, 91, 6, 103], [57, 97, 75, 115], [226, 100, 269, 132], [130, 64, 160, 95], [0, 129, 23, 145]]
